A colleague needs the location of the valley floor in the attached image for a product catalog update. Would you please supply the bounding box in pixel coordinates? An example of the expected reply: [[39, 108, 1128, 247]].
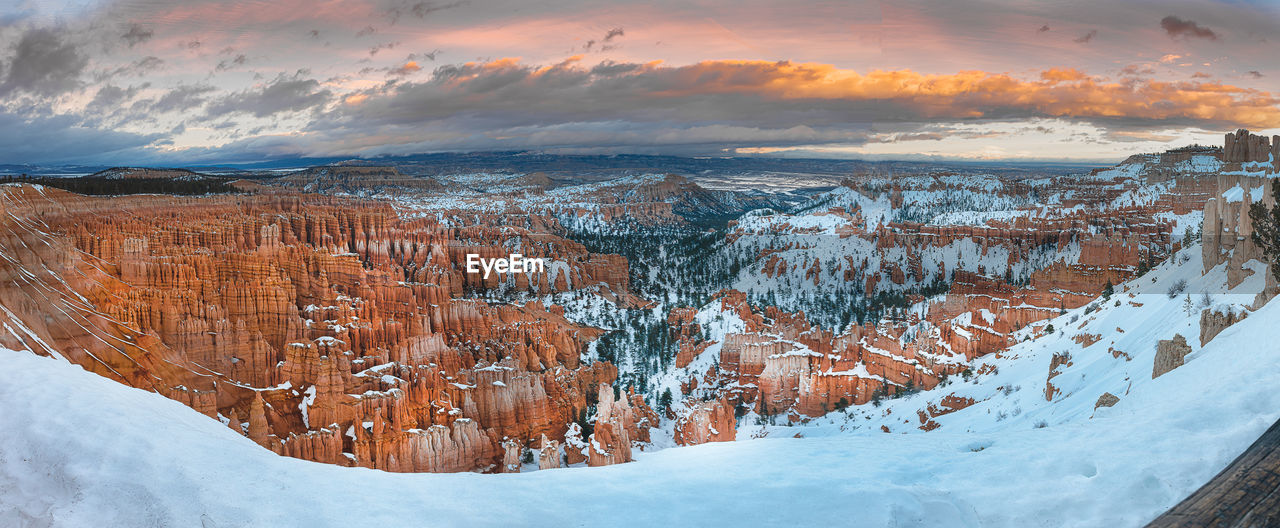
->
[[2, 244, 1278, 527]]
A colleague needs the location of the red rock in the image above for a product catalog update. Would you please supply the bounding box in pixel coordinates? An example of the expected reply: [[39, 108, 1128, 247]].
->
[[0, 186, 640, 473], [674, 396, 736, 445]]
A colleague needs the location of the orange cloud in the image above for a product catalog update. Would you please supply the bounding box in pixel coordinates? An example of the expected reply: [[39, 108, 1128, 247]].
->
[[1040, 68, 1090, 82], [341, 57, 1280, 150], [551, 59, 1280, 128]]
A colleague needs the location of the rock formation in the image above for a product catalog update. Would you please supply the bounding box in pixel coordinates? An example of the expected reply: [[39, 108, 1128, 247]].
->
[[1153, 334, 1192, 379], [583, 383, 656, 467], [537, 433, 561, 470], [1200, 306, 1247, 346], [674, 396, 737, 445], [1203, 130, 1278, 288], [0, 185, 644, 473]]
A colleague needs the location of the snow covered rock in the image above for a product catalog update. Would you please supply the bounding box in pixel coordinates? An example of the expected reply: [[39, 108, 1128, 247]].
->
[[537, 434, 561, 470], [1200, 307, 1247, 346], [673, 396, 737, 445], [501, 438, 522, 473]]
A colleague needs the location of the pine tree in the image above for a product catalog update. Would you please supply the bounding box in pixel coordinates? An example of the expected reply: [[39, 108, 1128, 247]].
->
[[1250, 183, 1280, 281]]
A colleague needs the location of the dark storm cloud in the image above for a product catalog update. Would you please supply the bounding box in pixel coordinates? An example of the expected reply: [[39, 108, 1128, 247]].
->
[[121, 23, 153, 47], [0, 27, 88, 97], [0, 112, 160, 164], [1161, 16, 1219, 41], [207, 74, 332, 117]]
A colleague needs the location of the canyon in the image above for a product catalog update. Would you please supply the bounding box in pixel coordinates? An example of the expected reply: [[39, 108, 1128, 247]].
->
[[0, 186, 650, 472], [0, 129, 1275, 478]]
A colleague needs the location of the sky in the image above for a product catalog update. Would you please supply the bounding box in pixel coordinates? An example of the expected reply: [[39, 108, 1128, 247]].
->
[[0, 0, 1277, 165]]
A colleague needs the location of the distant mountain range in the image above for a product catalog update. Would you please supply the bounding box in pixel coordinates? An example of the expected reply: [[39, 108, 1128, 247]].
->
[[0, 151, 1102, 181]]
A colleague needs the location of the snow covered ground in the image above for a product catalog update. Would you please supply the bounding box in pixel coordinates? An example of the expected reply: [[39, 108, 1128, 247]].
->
[[2, 244, 1277, 527]]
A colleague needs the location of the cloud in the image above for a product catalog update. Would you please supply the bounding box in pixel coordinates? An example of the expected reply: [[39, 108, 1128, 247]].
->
[[121, 24, 154, 48], [585, 27, 626, 51], [408, 50, 440, 62], [385, 0, 467, 23], [410, 1, 466, 18], [1120, 64, 1155, 77], [207, 74, 332, 117], [0, 27, 88, 97], [88, 83, 148, 110], [215, 54, 248, 71], [1248, 70, 1263, 79], [309, 58, 1280, 159], [370, 41, 400, 56], [1161, 16, 1219, 41], [1040, 68, 1088, 82], [146, 84, 218, 113], [0, 0, 1273, 165], [0, 112, 160, 164], [388, 61, 423, 76], [411, 58, 1276, 127], [98, 56, 165, 80]]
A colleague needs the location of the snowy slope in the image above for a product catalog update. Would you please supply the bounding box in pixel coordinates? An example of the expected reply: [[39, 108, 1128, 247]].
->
[[2, 241, 1279, 527]]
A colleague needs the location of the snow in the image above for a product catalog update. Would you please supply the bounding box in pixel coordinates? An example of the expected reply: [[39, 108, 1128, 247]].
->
[[299, 385, 317, 428], [2, 241, 1275, 526], [1221, 183, 1265, 204], [1173, 154, 1223, 174]]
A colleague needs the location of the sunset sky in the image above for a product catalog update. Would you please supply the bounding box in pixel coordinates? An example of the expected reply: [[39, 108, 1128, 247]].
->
[[1, 0, 1278, 165]]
